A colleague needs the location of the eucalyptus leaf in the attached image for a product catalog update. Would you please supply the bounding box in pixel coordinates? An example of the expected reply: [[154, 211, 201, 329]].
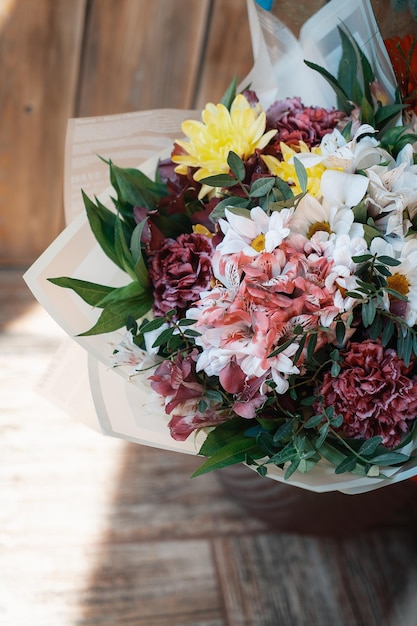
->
[[209, 196, 250, 223], [249, 177, 275, 198], [293, 157, 308, 193], [199, 173, 238, 188], [358, 436, 383, 457], [335, 455, 357, 474], [227, 151, 246, 181]]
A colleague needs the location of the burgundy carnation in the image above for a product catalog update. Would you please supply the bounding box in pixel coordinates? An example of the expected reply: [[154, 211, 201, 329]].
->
[[148, 232, 213, 319], [317, 340, 417, 448], [265, 96, 344, 151]]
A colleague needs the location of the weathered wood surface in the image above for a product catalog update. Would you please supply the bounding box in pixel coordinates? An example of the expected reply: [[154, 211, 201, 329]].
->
[[0, 0, 253, 266], [76, 0, 211, 115], [2, 270, 417, 625], [0, 0, 86, 266]]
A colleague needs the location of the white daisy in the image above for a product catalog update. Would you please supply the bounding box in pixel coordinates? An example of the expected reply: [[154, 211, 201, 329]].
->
[[217, 206, 293, 257]]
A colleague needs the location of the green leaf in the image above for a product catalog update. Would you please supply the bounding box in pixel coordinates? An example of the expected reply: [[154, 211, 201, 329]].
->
[[82, 191, 123, 271], [209, 196, 250, 223], [377, 256, 401, 266], [284, 459, 301, 480], [381, 319, 394, 346], [360, 95, 375, 126], [370, 452, 410, 466], [110, 162, 166, 210], [140, 317, 168, 333], [227, 151, 246, 182], [273, 177, 294, 202], [335, 320, 345, 345], [192, 439, 260, 477], [352, 253, 373, 263], [304, 59, 352, 114], [330, 413, 343, 428], [304, 414, 324, 429], [337, 26, 359, 104], [97, 281, 147, 306], [220, 77, 238, 110], [150, 326, 176, 348], [47, 276, 115, 307], [272, 420, 295, 442], [374, 103, 405, 127], [199, 173, 238, 188], [358, 436, 383, 456], [78, 292, 153, 336], [114, 217, 135, 278], [130, 219, 147, 264], [293, 157, 308, 193], [316, 421, 329, 448], [249, 177, 275, 198], [352, 202, 369, 225], [335, 456, 357, 474]]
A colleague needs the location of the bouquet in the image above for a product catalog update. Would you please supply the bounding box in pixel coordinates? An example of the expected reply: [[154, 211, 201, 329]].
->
[[25, 0, 417, 492]]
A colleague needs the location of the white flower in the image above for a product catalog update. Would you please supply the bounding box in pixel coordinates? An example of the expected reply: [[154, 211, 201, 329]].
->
[[109, 328, 165, 377], [371, 237, 417, 326], [295, 125, 389, 174], [217, 206, 293, 257], [365, 144, 417, 248], [320, 170, 369, 210], [290, 192, 364, 242], [323, 234, 368, 313]]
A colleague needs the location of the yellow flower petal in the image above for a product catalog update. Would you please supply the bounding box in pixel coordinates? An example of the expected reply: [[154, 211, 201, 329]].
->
[[172, 94, 276, 182]]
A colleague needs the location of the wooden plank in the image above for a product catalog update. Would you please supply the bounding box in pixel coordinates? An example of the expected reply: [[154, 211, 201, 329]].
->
[[213, 531, 417, 626], [0, 0, 86, 266], [76, 0, 211, 116], [194, 0, 253, 109]]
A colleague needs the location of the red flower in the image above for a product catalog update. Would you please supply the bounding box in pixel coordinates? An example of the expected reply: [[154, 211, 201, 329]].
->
[[148, 232, 213, 319], [317, 340, 417, 448], [385, 34, 417, 115], [265, 97, 344, 152]]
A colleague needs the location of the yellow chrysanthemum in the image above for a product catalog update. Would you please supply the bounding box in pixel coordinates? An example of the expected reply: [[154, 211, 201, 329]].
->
[[261, 142, 325, 197], [172, 94, 277, 182]]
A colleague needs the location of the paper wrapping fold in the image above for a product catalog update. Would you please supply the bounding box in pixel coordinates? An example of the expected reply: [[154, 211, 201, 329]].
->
[[24, 0, 412, 494]]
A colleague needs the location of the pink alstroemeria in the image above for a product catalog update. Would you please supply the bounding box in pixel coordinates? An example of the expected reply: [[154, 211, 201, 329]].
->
[[219, 356, 267, 419]]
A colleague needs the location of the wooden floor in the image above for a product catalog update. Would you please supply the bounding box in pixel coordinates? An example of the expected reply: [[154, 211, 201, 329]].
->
[[2, 268, 417, 626]]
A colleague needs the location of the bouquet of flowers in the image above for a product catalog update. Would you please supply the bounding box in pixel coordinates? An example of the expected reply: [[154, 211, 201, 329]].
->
[[25, 0, 417, 493]]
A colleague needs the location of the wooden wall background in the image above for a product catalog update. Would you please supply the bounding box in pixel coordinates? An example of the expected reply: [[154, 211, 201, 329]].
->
[[0, 0, 256, 267], [0, 0, 413, 267]]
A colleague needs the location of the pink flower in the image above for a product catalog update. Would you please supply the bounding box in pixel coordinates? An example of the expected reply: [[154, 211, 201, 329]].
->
[[219, 356, 267, 418], [167, 408, 229, 442], [317, 340, 417, 448], [149, 349, 227, 441], [148, 232, 213, 319], [149, 350, 203, 414]]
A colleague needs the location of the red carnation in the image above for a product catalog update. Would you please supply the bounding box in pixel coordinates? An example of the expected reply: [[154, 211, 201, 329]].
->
[[317, 340, 417, 448]]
